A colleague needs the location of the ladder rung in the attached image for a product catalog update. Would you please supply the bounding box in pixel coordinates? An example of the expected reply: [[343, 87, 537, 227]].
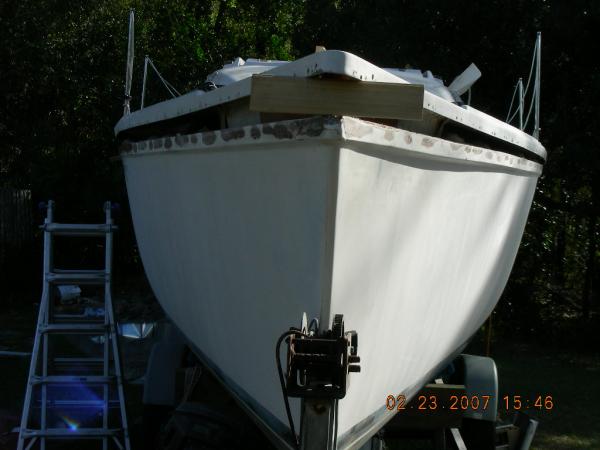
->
[[46, 271, 107, 285], [54, 313, 104, 322], [31, 375, 116, 384], [40, 324, 109, 334], [53, 269, 106, 274], [45, 399, 119, 407], [22, 428, 122, 438], [43, 223, 117, 236], [53, 357, 104, 365]]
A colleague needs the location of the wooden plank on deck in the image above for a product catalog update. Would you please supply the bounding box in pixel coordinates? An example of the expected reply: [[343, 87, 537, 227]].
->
[[250, 75, 424, 120]]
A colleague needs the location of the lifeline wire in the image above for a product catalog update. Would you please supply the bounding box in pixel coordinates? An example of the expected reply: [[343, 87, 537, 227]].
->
[[506, 37, 539, 129], [140, 56, 181, 109]]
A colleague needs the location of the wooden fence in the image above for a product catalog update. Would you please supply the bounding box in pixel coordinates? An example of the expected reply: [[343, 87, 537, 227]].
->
[[0, 187, 33, 267]]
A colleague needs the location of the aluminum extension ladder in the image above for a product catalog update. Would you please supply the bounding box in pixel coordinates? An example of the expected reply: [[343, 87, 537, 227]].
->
[[18, 200, 131, 450]]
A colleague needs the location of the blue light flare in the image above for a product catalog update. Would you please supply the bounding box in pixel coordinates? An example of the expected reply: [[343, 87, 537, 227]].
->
[[61, 415, 80, 431]]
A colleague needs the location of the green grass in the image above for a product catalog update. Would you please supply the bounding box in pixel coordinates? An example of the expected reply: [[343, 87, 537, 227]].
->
[[384, 340, 599, 449], [493, 342, 600, 450]]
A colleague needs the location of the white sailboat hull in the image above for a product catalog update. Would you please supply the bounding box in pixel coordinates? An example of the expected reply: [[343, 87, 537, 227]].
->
[[120, 116, 540, 448]]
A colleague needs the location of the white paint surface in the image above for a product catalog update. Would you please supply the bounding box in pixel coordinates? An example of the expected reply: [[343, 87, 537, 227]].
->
[[330, 143, 537, 438], [124, 141, 337, 428], [121, 117, 540, 448]]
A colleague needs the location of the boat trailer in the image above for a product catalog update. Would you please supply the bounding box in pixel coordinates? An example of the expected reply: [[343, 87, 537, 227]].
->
[[142, 315, 538, 450]]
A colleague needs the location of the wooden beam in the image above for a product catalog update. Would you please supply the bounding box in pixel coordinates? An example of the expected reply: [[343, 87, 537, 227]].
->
[[250, 75, 424, 121]]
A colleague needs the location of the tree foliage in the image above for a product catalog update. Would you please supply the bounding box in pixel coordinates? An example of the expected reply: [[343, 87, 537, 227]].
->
[[1, 0, 598, 343]]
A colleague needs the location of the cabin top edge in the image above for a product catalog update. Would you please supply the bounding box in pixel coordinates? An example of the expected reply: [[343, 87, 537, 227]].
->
[[115, 50, 546, 161]]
